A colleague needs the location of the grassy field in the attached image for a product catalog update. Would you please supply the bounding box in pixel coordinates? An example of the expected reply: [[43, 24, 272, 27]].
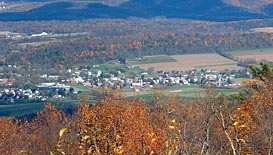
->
[[129, 55, 177, 65], [233, 78, 247, 83], [68, 83, 91, 91], [89, 61, 145, 77], [0, 103, 45, 116], [228, 48, 273, 62], [0, 84, 241, 117], [126, 84, 240, 102], [90, 62, 122, 72], [0, 99, 82, 117], [227, 48, 273, 55], [235, 52, 273, 62], [131, 54, 241, 71]]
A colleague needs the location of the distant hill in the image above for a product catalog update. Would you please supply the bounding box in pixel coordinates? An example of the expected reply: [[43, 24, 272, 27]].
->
[[4, 0, 129, 6], [0, 0, 271, 22], [264, 4, 273, 15], [224, 0, 273, 9], [0, 2, 136, 21], [120, 0, 263, 21]]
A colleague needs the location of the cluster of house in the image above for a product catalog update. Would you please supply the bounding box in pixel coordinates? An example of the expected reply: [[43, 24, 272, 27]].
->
[[0, 82, 73, 103], [0, 62, 248, 104], [0, 88, 46, 103], [67, 67, 243, 92], [31, 32, 50, 37], [0, 78, 13, 87], [0, 1, 7, 10], [4, 31, 51, 40], [36, 82, 72, 98]]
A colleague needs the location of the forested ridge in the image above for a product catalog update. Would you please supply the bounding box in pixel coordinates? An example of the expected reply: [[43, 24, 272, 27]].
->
[[224, 0, 273, 9], [0, 63, 273, 155], [2, 32, 273, 70], [0, 0, 271, 22], [1, 18, 273, 70]]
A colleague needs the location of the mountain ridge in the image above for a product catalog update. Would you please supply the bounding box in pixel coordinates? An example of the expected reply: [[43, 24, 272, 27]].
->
[[0, 0, 271, 22], [224, 0, 273, 9]]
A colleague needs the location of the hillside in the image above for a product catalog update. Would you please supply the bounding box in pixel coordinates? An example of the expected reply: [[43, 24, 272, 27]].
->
[[0, 0, 270, 22], [264, 3, 273, 15], [224, 0, 273, 9], [2, 31, 273, 70], [0, 2, 136, 21], [120, 0, 263, 21]]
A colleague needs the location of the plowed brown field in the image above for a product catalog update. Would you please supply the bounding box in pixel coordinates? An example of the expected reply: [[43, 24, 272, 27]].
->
[[234, 52, 273, 62], [132, 54, 241, 71]]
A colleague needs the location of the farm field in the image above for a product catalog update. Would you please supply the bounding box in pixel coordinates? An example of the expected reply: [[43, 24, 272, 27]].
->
[[234, 52, 273, 62], [229, 48, 273, 62], [130, 55, 177, 64], [126, 84, 240, 102], [227, 48, 273, 55], [0, 100, 81, 117], [0, 83, 242, 117], [250, 27, 273, 33], [130, 54, 241, 71]]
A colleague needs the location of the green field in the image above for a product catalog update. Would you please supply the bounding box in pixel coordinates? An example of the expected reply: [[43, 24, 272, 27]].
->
[[127, 84, 240, 102], [0, 100, 81, 117], [68, 83, 91, 91], [0, 103, 45, 116], [227, 48, 273, 55], [233, 78, 247, 83], [124, 67, 144, 76], [89, 61, 145, 77], [129, 55, 177, 65], [0, 84, 241, 117]]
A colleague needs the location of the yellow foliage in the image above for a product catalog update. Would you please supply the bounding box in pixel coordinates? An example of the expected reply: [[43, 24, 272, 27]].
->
[[59, 128, 68, 138], [83, 135, 90, 140], [169, 119, 176, 123], [56, 149, 65, 155], [116, 134, 121, 141], [115, 146, 124, 154], [165, 141, 169, 147], [239, 138, 246, 144], [239, 125, 247, 128], [148, 132, 154, 137], [87, 147, 92, 155], [233, 122, 239, 126], [168, 126, 175, 130]]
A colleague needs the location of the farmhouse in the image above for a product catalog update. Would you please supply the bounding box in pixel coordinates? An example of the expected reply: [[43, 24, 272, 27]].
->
[[31, 32, 49, 37]]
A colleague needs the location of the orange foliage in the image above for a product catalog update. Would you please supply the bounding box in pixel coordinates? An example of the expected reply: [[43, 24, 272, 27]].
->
[[1, 67, 273, 155]]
